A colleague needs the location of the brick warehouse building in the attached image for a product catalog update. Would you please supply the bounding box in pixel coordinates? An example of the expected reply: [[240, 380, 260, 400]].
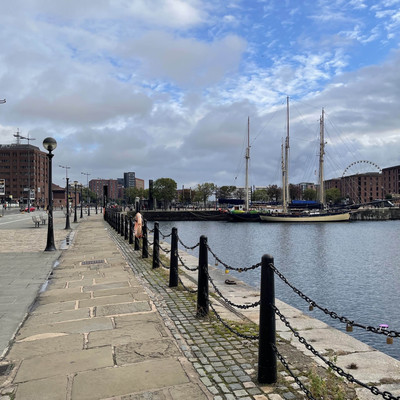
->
[[0, 143, 50, 208]]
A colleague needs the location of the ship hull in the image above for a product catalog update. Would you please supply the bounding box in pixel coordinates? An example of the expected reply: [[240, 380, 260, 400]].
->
[[260, 212, 350, 222]]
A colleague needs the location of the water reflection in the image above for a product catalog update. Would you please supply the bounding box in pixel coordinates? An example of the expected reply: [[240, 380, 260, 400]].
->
[[153, 220, 400, 360]]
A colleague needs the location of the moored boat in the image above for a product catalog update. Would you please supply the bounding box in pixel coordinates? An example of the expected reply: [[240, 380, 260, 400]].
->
[[261, 97, 350, 223]]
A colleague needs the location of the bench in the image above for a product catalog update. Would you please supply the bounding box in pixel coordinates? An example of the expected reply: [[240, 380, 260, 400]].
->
[[40, 214, 47, 225], [32, 215, 41, 228]]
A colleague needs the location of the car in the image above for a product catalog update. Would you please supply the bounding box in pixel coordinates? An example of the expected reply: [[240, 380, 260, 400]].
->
[[21, 206, 36, 212]]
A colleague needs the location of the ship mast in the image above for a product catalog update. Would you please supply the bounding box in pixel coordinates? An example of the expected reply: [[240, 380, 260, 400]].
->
[[245, 116, 250, 211], [283, 96, 290, 213], [318, 108, 325, 207]]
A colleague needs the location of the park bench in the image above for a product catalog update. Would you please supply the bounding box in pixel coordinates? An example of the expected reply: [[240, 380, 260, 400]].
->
[[32, 215, 41, 228], [40, 214, 47, 225]]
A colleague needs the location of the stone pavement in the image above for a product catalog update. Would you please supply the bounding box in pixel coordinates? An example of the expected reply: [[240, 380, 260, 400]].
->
[[1, 213, 400, 399], [0, 209, 75, 359]]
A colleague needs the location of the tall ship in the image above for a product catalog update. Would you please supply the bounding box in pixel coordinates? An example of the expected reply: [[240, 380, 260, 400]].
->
[[228, 117, 261, 222], [260, 98, 350, 223]]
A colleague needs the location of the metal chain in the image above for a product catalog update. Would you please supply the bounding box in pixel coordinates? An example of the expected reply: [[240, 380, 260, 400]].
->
[[271, 263, 400, 339], [273, 344, 316, 399], [206, 243, 262, 272], [210, 303, 258, 340], [178, 276, 197, 293], [158, 257, 170, 270], [159, 230, 172, 239], [177, 236, 200, 250], [177, 252, 198, 271], [206, 270, 260, 310], [274, 305, 400, 400], [158, 245, 171, 254]]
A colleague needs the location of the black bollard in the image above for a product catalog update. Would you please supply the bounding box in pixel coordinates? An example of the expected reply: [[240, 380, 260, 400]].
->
[[142, 220, 148, 258], [258, 254, 277, 384], [120, 214, 124, 237], [129, 217, 133, 244], [152, 222, 160, 269], [169, 227, 178, 287], [124, 215, 128, 240], [117, 212, 121, 234], [196, 235, 209, 318], [134, 235, 140, 250]]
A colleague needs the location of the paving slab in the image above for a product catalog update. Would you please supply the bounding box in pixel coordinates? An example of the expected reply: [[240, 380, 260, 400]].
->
[[15, 316, 114, 340], [24, 307, 90, 326], [87, 321, 168, 348], [8, 333, 84, 359], [96, 302, 151, 317], [14, 346, 113, 382], [71, 358, 191, 400], [15, 374, 68, 400]]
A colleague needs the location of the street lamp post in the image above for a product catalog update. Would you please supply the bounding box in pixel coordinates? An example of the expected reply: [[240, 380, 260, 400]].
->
[[74, 181, 78, 223], [59, 165, 71, 229], [81, 172, 91, 216], [43, 137, 57, 252], [80, 184, 83, 218]]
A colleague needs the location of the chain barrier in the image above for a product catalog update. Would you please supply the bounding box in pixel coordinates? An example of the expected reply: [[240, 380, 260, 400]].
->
[[177, 235, 200, 250], [159, 245, 171, 254], [206, 270, 260, 310], [272, 344, 316, 400], [210, 303, 258, 340], [177, 252, 198, 272], [206, 243, 262, 272], [271, 263, 400, 339], [159, 230, 172, 239], [273, 305, 400, 400], [178, 276, 197, 293], [158, 256, 170, 270]]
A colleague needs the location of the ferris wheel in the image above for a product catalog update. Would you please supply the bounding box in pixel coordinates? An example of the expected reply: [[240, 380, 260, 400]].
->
[[341, 160, 382, 204]]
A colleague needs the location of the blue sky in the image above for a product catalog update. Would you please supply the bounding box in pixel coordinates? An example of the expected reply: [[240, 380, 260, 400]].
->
[[0, 0, 399, 189]]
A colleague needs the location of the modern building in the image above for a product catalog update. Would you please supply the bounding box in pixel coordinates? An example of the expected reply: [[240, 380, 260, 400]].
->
[[0, 143, 50, 207], [123, 172, 136, 188]]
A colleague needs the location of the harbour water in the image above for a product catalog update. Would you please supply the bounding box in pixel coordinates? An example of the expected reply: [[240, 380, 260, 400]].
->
[[151, 219, 400, 360]]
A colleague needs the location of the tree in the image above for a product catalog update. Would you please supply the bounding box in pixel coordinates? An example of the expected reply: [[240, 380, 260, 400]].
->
[[266, 185, 281, 202], [325, 188, 341, 205], [218, 185, 236, 199], [196, 183, 216, 207], [303, 188, 317, 201], [153, 178, 177, 209], [289, 184, 301, 200], [253, 188, 268, 202]]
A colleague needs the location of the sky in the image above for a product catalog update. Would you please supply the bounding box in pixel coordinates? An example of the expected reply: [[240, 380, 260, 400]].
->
[[0, 0, 399, 190]]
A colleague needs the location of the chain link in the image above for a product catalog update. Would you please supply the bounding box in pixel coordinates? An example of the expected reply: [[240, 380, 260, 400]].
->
[[210, 303, 258, 340], [206, 269, 260, 310], [273, 344, 315, 399], [177, 252, 198, 271], [159, 230, 172, 239], [206, 243, 262, 272], [177, 236, 200, 250], [273, 305, 400, 400], [178, 276, 197, 293], [271, 263, 400, 339]]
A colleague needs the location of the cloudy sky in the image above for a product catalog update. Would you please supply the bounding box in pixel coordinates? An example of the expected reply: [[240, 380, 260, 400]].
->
[[0, 0, 399, 189]]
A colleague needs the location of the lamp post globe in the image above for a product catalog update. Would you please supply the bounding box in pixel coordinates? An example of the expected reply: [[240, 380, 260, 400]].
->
[[43, 137, 57, 251]]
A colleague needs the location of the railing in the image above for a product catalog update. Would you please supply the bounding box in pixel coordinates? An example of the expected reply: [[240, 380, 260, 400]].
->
[[104, 208, 400, 400]]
